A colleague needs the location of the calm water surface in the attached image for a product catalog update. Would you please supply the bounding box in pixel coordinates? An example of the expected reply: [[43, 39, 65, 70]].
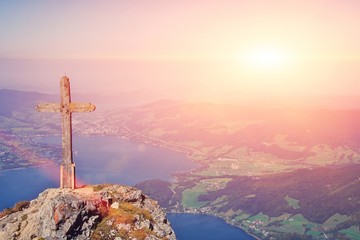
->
[[1, 136, 196, 210], [167, 213, 255, 240], [39, 136, 197, 185], [0, 136, 253, 239]]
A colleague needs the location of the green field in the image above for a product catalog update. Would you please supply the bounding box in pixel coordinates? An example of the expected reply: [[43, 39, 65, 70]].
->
[[340, 226, 360, 240], [235, 211, 323, 238], [323, 213, 350, 228], [306, 230, 322, 238], [247, 212, 270, 225], [234, 212, 251, 222], [268, 213, 291, 224], [285, 195, 300, 209], [181, 183, 208, 209], [181, 178, 231, 209], [275, 214, 311, 234]]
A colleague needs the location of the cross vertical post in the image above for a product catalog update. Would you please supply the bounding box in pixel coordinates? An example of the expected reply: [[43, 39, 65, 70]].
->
[[36, 76, 96, 189], [60, 77, 75, 189]]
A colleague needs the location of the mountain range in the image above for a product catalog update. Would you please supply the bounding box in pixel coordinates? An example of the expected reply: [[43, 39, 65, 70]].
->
[[2, 89, 360, 239]]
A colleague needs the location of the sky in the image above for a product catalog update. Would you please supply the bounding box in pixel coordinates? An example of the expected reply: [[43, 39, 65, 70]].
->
[[1, 0, 360, 106]]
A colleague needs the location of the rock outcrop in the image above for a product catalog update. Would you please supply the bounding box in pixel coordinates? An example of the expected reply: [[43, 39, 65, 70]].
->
[[0, 184, 176, 240]]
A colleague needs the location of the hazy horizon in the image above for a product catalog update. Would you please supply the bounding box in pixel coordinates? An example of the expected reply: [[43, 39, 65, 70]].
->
[[2, 2, 360, 238], [1, 1, 360, 108]]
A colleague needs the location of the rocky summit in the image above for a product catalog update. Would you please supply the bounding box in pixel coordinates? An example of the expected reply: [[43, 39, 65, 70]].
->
[[0, 184, 176, 240]]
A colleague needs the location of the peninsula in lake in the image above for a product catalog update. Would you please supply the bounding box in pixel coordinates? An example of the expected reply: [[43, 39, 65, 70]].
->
[[2, 1, 360, 239], [1, 89, 360, 239]]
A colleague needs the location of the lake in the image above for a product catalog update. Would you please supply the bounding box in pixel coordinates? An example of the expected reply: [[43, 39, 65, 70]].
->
[[0, 136, 253, 239], [37, 136, 197, 185], [168, 213, 254, 240]]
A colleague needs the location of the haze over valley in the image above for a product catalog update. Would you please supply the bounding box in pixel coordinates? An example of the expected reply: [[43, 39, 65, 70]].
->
[[2, 1, 360, 239], [1, 89, 360, 239]]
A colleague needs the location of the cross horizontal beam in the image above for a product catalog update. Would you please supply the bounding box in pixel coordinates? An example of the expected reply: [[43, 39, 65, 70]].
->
[[36, 103, 96, 113]]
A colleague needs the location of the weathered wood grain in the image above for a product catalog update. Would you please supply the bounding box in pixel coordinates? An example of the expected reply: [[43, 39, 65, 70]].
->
[[36, 76, 96, 189], [36, 103, 95, 113]]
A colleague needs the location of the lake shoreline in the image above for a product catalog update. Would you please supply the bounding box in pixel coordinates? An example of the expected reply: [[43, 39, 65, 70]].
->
[[1, 135, 255, 239], [167, 212, 256, 240], [111, 133, 260, 239], [167, 212, 259, 240], [0, 162, 58, 172]]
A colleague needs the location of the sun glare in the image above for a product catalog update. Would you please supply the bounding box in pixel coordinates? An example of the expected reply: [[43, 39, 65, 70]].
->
[[238, 46, 293, 71]]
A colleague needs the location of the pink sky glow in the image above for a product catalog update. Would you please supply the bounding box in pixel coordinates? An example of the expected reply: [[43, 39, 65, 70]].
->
[[0, 1, 360, 106]]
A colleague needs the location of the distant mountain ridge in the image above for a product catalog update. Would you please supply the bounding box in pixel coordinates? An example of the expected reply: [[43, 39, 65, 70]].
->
[[137, 164, 360, 239], [2, 89, 360, 239], [0, 87, 175, 110], [117, 100, 360, 168], [0, 89, 56, 117], [199, 164, 360, 223]]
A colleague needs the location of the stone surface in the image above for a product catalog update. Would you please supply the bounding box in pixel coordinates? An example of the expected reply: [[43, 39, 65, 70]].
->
[[0, 184, 176, 240]]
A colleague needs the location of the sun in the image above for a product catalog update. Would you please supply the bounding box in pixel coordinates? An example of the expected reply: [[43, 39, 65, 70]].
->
[[248, 49, 285, 68], [238, 46, 292, 71]]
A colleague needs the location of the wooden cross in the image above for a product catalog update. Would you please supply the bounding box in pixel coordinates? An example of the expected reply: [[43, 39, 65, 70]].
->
[[36, 76, 96, 189]]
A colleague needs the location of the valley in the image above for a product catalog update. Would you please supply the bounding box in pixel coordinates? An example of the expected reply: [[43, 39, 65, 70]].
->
[[1, 90, 360, 239]]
